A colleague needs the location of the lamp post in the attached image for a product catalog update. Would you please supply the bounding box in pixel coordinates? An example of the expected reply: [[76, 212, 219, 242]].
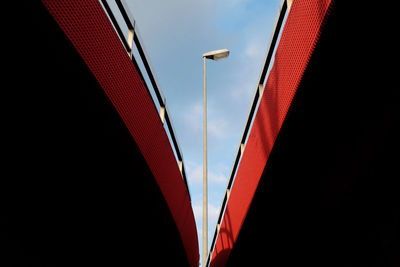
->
[[201, 49, 229, 266]]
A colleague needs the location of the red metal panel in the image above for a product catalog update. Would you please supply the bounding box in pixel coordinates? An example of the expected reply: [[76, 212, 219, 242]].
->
[[211, 0, 333, 265], [41, 1, 199, 266]]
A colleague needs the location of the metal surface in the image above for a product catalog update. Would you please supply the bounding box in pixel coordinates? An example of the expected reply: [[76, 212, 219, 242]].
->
[[206, 0, 291, 265], [203, 49, 230, 61], [241, 0, 288, 147], [99, 0, 190, 197], [202, 48, 230, 266], [100, 0, 131, 52], [203, 56, 208, 267], [115, 0, 134, 30]]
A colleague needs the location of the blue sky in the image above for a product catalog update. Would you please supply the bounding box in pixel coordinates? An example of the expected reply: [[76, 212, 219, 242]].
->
[[122, 0, 282, 263]]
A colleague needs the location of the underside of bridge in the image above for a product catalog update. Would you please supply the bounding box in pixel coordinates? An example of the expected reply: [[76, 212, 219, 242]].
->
[[225, 1, 399, 266], [3, 1, 399, 266], [2, 1, 196, 266]]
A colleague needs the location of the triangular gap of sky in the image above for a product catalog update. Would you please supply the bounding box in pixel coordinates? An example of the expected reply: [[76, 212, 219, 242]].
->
[[125, 0, 282, 264]]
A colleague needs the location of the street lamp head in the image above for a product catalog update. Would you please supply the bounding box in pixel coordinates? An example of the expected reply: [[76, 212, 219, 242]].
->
[[202, 49, 230, 61]]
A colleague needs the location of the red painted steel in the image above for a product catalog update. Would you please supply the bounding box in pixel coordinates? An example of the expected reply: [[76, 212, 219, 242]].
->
[[210, 0, 334, 265], [41, 1, 199, 266]]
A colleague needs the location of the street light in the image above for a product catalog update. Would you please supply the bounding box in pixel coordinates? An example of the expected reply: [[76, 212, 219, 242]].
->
[[203, 49, 230, 61], [202, 48, 229, 266]]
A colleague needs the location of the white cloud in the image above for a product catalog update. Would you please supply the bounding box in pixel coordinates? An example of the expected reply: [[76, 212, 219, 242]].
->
[[210, 171, 226, 184], [193, 201, 221, 253], [229, 38, 268, 105], [193, 203, 202, 224], [186, 161, 227, 185], [245, 39, 265, 58], [187, 161, 202, 184], [183, 101, 231, 142], [183, 101, 202, 134], [208, 203, 220, 225], [230, 76, 255, 103], [208, 118, 229, 139], [192, 202, 220, 228], [224, 0, 250, 8]]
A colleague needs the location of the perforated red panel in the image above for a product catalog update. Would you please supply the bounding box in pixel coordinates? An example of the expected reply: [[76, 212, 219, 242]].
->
[[210, 0, 333, 265], [41, 1, 199, 266]]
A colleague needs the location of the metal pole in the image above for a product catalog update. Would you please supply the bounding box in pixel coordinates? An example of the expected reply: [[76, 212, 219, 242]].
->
[[202, 56, 208, 266]]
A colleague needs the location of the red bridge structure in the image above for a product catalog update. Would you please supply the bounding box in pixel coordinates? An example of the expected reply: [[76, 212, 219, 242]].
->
[[207, 0, 399, 266], [4, 1, 198, 266], [3, 0, 399, 266]]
